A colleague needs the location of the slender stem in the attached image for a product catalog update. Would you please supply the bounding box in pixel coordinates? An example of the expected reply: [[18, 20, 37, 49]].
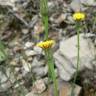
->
[[44, 49, 51, 95], [40, 0, 48, 40], [45, 49, 58, 96], [71, 24, 80, 96]]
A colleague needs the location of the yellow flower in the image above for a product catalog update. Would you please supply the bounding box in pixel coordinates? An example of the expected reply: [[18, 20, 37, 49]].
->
[[36, 40, 55, 49], [73, 12, 85, 21]]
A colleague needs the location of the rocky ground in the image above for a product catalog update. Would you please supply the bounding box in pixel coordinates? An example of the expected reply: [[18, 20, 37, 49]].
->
[[0, 0, 96, 96]]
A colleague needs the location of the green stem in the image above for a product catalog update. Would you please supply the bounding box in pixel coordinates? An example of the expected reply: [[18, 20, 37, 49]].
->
[[40, 0, 48, 40], [71, 24, 80, 96], [45, 49, 58, 96]]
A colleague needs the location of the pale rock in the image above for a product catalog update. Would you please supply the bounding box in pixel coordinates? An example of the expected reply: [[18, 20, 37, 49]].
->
[[25, 50, 36, 57], [14, 41, 21, 46], [54, 14, 66, 24], [54, 33, 95, 81], [13, 46, 22, 52], [22, 29, 29, 34], [24, 42, 34, 49], [33, 46, 42, 54], [27, 57, 33, 62], [48, 1, 58, 14], [70, 0, 96, 12], [0, 0, 18, 11], [60, 34, 94, 63], [70, 0, 85, 12], [0, 68, 15, 92], [32, 79, 46, 94], [32, 57, 45, 68], [54, 50, 75, 81], [0, 71, 8, 83], [26, 79, 46, 96], [10, 58, 19, 66], [0, 81, 11, 92], [6, 68, 16, 83], [26, 92, 36, 96], [21, 59, 31, 73], [43, 77, 48, 85], [0, 0, 16, 6], [80, 0, 96, 6], [67, 16, 75, 24], [70, 0, 83, 12], [15, 67, 20, 72], [32, 65, 48, 77], [48, 1, 54, 9]]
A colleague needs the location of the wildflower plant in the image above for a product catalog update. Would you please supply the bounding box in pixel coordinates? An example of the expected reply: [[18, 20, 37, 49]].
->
[[71, 12, 86, 96], [37, 40, 58, 96], [39, 0, 58, 96]]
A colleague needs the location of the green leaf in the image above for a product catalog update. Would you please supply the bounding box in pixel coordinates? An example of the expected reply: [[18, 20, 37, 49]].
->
[[0, 41, 7, 62]]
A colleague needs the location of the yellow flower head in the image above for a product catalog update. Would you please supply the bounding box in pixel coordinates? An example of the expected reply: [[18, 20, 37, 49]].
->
[[36, 40, 55, 49], [73, 12, 85, 21]]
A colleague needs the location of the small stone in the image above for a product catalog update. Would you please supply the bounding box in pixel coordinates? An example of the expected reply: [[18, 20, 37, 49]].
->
[[67, 16, 75, 24], [10, 59, 17, 66], [48, 1, 56, 13], [25, 50, 36, 57], [32, 79, 46, 94], [32, 65, 48, 77], [0, 81, 11, 92], [21, 59, 31, 72], [22, 29, 29, 34], [34, 21, 44, 35], [13, 46, 22, 53], [32, 57, 45, 68], [55, 14, 66, 24], [24, 42, 34, 49], [26, 91, 35, 96], [43, 77, 48, 85], [27, 57, 33, 62], [15, 67, 20, 72], [70, 0, 84, 12], [33, 46, 42, 54], [80, 0, 96, 6], [0, 68, 15, 92], [0, 0, 16, 6], [0, 71, 8, 83], [48, 1, 61, 14]]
